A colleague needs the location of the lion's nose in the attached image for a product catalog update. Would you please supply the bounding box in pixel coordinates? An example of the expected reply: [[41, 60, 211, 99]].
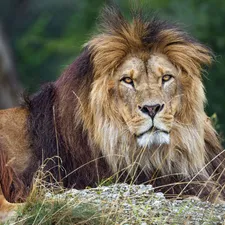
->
[[139, 104, 164, 119]]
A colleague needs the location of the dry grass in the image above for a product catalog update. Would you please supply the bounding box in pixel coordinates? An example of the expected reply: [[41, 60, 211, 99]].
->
[[5, 172, 225, 225]]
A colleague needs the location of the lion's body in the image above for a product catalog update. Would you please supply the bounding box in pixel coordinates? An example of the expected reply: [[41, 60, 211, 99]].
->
[[0, 6, 225, 220]]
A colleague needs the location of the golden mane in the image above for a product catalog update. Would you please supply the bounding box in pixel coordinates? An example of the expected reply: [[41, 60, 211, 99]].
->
[[89, 7, 211, 77]]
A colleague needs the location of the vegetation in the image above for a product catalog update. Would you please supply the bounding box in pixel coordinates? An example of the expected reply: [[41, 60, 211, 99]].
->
[[5, 180, 225, 225]]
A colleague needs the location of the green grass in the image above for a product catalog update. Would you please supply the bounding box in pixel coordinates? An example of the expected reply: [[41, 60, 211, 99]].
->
[[15, 199, 103, 225], [8, 169, 110, 225]]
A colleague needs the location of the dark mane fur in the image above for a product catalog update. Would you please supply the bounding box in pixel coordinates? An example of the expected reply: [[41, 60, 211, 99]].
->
[[24, 49, 111, 189], [100, 6, 202, 47]]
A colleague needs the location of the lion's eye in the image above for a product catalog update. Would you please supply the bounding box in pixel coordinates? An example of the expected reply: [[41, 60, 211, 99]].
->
[[120, 77, 134, 86], [162, 74, 173, 83]]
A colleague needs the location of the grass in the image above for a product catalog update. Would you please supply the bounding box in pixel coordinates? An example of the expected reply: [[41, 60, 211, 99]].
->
[[8, 180, 224, 225], [15, 200, 102, 225], [8, 173, 108, 225]]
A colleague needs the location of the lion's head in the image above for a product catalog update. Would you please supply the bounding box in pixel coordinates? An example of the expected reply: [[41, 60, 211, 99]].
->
[[78, 7, 213, 176]]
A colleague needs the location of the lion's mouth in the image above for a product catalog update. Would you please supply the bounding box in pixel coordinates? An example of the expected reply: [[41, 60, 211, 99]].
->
[[136, 126, 169, 138]]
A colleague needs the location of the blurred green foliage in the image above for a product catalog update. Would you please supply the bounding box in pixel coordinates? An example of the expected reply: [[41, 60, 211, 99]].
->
[[0, 0, 225, 132]]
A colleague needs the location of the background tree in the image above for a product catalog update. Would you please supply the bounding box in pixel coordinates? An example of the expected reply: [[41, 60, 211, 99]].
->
[[0, 23, 22, 108]]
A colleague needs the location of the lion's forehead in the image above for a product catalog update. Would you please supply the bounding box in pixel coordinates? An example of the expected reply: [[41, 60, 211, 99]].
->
[[118, 54, 178, 79], [119, 57, 146, 76], [147, 54, 178, 77]]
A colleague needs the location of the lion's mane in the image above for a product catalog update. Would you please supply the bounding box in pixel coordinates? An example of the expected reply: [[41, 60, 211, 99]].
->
[[21, 7, 225, 201]]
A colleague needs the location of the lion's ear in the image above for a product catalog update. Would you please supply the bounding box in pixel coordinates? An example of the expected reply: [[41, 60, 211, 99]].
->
[[0, 150, 30, 203]]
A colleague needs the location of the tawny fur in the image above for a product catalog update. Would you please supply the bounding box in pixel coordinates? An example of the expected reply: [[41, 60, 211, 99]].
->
[[0, 6, 225, 220]]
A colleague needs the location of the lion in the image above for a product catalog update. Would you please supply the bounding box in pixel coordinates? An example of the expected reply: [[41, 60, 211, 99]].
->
[[0, 6, 225, 220]]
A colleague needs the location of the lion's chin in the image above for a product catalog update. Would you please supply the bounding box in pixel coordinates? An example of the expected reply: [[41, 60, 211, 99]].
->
[[137, 131, 170, 148]]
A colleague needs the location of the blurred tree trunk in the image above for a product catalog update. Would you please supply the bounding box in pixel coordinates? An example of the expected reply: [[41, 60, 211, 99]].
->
[[0, 23, 22, 109]]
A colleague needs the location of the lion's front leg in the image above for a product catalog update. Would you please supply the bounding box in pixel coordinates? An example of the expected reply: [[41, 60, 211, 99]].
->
[[0, 194, 21, 222]]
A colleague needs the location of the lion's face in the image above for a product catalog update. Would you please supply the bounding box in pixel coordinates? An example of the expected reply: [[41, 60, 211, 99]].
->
[[112, 53, 180, 148]]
